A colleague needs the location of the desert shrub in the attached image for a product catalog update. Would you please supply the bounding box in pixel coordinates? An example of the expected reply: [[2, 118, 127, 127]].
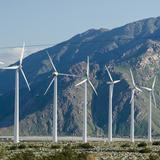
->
[[152, 141, 160, 146], [9, 145, 18, 150], [127, 148, 137, 152], [50, 144, 61, 149], [18, 144, 27, 149], [121, 143, 130, 148], [8, 150, 35, 160], [148, 153, 160, 160], [53, 145, 87, 160], [137, 142, 147, 147], [0, 148, 5, 159], [78, 143, 94, 149], [139, 147, 152, 153], [86, 154, 96, 160]]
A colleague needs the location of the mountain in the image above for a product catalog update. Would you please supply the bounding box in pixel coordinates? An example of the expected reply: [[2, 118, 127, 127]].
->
[[0, 17, 160, 137]]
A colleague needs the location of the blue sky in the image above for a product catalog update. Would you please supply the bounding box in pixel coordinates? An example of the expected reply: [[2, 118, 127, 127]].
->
[[0, 0, 160, 65], [0, 0, 160, 47]]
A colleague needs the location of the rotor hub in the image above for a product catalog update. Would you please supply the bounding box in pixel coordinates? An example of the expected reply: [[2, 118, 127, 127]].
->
[[53, 71, 58, 76]]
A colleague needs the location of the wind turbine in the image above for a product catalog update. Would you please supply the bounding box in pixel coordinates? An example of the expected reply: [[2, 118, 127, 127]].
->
[[105, 66, 120, 142], [129, 69, 142, 142], [75, 56, 97, 143], [141, 76, 156, 142], [44, 51, 77, 143], [2, 42, 30, 143]]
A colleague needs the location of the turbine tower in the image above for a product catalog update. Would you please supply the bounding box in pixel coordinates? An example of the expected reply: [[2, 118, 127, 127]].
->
[[129, 69, 142, 142], [105, 66, 120, 142], [44, 51, 77, 143], [3, 42, 30, 143], [75, 56, 97, 143], [141, 76, 156, 142]]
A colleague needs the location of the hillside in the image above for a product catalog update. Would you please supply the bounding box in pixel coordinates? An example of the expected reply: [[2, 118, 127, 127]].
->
[[0, 17, 160, 137]]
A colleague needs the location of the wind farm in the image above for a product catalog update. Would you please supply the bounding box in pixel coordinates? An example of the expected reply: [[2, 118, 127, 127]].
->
[[1, 1, 160, 158]]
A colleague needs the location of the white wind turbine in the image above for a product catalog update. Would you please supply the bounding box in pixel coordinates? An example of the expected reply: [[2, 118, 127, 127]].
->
[[2, 42, 30, 143], [129, 69, 142, 142], [44, 51, 77, 143], [105, 66, 120, 142], [75, 56, 97, 143], [141, 76, 157, 142]]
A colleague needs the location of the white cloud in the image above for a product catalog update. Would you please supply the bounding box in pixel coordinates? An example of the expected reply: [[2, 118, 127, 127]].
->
[[0, 46, 48, 66]]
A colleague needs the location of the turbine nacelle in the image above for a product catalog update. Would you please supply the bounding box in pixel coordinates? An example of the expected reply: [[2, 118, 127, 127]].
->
[[105, 65, 120, 85], [53, 71, 58, 76], [107, 80, 120, 85]]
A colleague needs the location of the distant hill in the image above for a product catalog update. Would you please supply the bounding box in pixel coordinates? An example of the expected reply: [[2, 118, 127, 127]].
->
[[0, 17, 160, 137]]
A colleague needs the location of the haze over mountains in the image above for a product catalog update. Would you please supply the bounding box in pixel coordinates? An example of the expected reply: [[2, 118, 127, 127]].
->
[[0, 17, 160, 137]]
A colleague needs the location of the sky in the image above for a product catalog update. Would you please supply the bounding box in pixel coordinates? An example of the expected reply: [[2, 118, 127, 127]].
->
[[0, 0, 160, 65]]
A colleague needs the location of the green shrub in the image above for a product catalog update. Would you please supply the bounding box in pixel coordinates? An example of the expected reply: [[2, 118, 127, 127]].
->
[[137, 142, 147, 147], [0, 148, 5, 159], [8, 150, 35, 160], [139, 147, 152, 153], [50, 144, 61, 149], [9, 145, 17, 150], [121, 143, 130, 148], [148, 153, 160, 160], [152, 141, 160, 146], [18, 144, 27, 149], [78, 143, 94, 149]]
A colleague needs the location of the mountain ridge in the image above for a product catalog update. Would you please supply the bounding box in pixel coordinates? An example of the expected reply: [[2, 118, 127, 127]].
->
[[0, 17, 160, 137]]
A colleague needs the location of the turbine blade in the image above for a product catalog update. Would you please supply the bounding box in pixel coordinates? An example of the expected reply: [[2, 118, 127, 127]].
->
[[1, 66, 19, 70], [87, 56, 89, 76], [152, 91, 157, 108], [130, 69, 136, 87], [20, 68, 31, 91], [44, 77, 55, 95], [46, 51, 57, 72], [58, 73, 78, 77], [141, 86, 152, 91], [105, 65, 113, 82], [88, 79, 98, 95], [113, 80, 120, 84], [152, 76, 156, 89], [75, 79, 87, 87], [130, 89, 135, 104], [135, 86, 142, 92], [20, 42, 25, 65]]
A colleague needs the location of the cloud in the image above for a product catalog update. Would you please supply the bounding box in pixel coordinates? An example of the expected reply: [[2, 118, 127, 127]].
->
[[0, 46, 47, 66]]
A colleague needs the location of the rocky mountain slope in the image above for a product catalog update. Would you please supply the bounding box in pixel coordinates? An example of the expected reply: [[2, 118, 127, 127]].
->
[[0, 17, 160, 137]]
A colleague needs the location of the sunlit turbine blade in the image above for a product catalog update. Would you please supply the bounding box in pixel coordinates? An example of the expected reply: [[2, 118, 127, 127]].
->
[[88, 79, 98, 95], [105, 65, 113, 82], [152, 91, 157, 108], [113, 80, 120, 84], [1, 66, 19, 70], [130, 69, 136, 87], [20, 42, 25, 65], [46, 51, 57, 72], [58, 73, 78, 77], [152, 76, 156, 89], [75, 79, 87, 87], [87, 56, 89, 77], [135, 86, 142, 92], [44, 77, 55, 95], [141, 86, 152, 91], [130, 89, 135, 104], [20, 68, 31, 91]]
